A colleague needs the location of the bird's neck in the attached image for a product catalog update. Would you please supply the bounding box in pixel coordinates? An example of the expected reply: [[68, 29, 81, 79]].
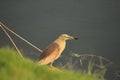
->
[[54, 38, 66, 44], [54, 38, 66, 50]]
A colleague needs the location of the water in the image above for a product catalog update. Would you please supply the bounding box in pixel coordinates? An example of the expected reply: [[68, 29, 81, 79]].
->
[[0, 0, 120, 79]]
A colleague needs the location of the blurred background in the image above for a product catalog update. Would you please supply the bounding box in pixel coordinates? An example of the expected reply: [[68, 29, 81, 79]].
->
[[0, 0, 120, 79]]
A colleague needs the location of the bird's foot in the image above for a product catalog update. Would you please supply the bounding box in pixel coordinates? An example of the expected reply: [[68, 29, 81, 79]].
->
[[50, 66, 61, 71]]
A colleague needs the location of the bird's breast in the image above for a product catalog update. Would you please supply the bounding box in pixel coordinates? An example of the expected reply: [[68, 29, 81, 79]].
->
[[55, 41, 66, 59]]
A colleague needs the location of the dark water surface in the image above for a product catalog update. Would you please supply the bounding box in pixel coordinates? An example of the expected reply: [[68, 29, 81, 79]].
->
[[0, 0, 120, 79]]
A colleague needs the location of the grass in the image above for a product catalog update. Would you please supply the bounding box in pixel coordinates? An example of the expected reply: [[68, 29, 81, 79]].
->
[[0, 47, 105, 80]]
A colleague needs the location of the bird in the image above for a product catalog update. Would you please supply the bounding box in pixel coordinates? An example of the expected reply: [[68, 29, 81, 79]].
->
[[38, 34, 78, 68]]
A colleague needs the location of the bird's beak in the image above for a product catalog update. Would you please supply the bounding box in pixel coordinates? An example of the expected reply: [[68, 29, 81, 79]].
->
[[69, 36, 78, 40], [74, 37, 78, 40]]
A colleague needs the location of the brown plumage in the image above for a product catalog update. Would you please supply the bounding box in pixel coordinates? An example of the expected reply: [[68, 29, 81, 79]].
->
[[38, 34, 78, 68]]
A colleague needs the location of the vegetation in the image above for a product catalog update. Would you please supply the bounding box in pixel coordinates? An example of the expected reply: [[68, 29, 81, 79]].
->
[[0, 47, 105, 80]]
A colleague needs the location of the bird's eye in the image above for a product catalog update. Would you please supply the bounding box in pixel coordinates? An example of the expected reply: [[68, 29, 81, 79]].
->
[[63, 36, 66, 37]]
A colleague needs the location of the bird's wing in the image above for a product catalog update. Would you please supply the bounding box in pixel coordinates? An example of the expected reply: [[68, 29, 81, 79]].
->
[[39, 42, 60, 60]]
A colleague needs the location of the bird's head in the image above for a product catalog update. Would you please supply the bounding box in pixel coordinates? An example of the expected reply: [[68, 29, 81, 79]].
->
[[59, 34, 78, 40]]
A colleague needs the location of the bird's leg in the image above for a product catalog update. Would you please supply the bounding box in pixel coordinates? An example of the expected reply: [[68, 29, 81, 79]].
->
[[49, 62, 61, 71], [50, 62, 53, 68], [50, 62, 57, 69]]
